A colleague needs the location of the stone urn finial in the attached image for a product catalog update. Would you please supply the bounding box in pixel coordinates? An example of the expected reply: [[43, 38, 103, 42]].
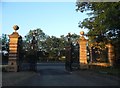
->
[[13, 25, 19, 32], [80, 31, 84, 36]]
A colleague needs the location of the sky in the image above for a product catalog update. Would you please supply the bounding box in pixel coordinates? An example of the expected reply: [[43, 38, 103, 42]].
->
[[1, 2, 89, 38]]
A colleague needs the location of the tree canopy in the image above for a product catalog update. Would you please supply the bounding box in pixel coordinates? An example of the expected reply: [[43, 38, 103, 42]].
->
[[76, 2, 120, 44], [1, 34, 9, 51], [76, 2, 120, 64], [23, 28, 80, 61]]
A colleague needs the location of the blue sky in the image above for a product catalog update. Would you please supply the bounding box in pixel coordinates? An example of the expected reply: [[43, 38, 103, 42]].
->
[[1, 2, 88, 38]]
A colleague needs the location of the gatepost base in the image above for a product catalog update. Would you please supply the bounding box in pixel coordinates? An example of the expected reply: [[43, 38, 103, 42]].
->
[[7, 65, 18, 72], [80, 63, 88, 70]]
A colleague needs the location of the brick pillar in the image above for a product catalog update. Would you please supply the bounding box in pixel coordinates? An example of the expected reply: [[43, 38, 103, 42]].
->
[[106, 43, 115, 67], [89, 44, 93, 63], [7, 25, 20, 72], [79, 31, 88, 69]]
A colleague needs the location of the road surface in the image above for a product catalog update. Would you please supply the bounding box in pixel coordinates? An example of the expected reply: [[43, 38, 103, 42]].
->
[[2, 62, 120, 86]]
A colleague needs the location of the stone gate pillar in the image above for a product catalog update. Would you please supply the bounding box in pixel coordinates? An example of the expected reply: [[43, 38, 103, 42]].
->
[[7, 25, 20, 72], [79, 31, 88, 69], [106, 43, 115, 67]]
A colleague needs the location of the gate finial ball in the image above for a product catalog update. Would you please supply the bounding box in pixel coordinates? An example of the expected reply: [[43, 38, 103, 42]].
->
[[13, 25, 19, 32], [80, 31, 84, 36]]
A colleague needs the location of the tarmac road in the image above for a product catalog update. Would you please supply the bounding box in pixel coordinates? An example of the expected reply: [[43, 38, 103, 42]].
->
[[2, 62, 120, 86]]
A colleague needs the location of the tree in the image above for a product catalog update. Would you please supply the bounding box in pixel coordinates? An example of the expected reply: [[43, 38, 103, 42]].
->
[[76, 2, 120, 65], [76, 2, 120, 43], [23, 28, 47, 51], [24, 28, 80, 62], [1, 34, 9, 64], [1, 34, 9, 51]]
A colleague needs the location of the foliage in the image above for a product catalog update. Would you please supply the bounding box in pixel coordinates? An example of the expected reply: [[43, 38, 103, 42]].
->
[[2, 28, 80, 62], [76, 2, 120, 64], [23, 28, 47, 51], [1, 34, 9, 51], [24, 29, 80, 61], [76, 2, 120, 44]]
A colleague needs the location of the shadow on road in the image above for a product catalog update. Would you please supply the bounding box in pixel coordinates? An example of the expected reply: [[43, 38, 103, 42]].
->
[[38, 68, 70, 75]]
